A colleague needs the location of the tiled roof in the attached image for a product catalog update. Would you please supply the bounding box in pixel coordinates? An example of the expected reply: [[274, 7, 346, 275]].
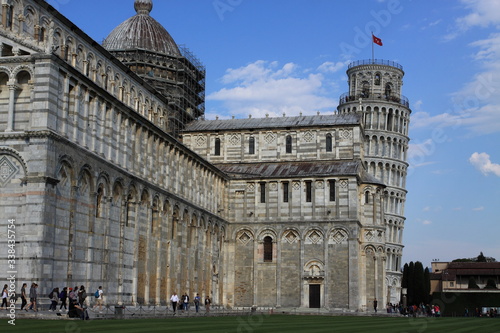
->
[[183, 113, 361, 132], [215, 160, 384, 185]]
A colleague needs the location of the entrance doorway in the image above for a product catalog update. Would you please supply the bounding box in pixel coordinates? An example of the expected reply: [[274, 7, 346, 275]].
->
[[309, 284, 320, 308]]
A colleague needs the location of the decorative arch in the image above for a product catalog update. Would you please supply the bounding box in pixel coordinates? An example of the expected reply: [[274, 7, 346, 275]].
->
[[235, 228, 254, 246], [281, 228, 300, 244], [328, 227, 349, 245], [304, 228, 324, 245], [12, 65, 34, 81], [304, 259, 325, 277], [0, 147, 28, 187]]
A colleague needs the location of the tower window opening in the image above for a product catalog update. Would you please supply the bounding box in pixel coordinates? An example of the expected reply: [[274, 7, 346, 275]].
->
[[283, 182, 289, 203], [326, 133, 333, 152], [385, 83, 392, 98], [263, 236, 273, 262], [214, 138, 221, 156], [362, 82, 370, 98], [286, 135, 292, 154], [329, 180, 336, 201], [306, 181, 312, 202], [260, 182, 266, 203], [375, 73, 381, 85], [249, 136, 255, 155], [365, 191, 370, 204]]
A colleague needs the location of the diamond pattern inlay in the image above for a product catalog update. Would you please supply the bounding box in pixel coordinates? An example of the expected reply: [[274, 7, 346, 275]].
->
[[0, 156, 19, 186]]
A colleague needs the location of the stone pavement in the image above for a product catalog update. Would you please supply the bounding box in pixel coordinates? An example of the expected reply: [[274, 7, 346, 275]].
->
[[6, 304, 401, 321]]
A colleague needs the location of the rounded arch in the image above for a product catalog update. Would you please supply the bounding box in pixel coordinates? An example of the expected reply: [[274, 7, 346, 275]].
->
[[304, 227, 325, 244], [12, 66, 33, 82], [126, 182, 139, 203], [140, 188, 151, 206], [112, 179, 125, 204], [55, 155, 75, 187], [257, 228, 278, 241], [235, 227, 254, 240]]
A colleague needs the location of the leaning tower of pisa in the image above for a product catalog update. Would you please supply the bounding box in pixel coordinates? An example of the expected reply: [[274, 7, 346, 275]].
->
[[338, 59, 411, 304]]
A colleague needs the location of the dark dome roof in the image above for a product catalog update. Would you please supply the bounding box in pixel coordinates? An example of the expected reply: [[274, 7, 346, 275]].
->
[[102, 0, 181, 56]]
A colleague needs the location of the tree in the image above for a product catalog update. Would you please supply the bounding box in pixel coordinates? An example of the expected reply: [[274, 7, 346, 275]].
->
[[401, 261, 430, 306], [407, 262, 415, 305], [477, 252, 487, 262], [468, 277, 480, 289], [485, 279, 497, 289], [423, 267, 431, 303]]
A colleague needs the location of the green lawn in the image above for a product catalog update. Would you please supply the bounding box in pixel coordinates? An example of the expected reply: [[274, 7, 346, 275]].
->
[[1, 315, 499, 333]]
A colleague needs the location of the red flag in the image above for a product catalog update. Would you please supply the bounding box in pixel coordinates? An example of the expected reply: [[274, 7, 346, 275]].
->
[[372, 34, 383, 46]]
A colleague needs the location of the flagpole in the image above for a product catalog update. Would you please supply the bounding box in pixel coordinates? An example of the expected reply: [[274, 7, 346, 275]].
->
[[371, 32, 374, 64]]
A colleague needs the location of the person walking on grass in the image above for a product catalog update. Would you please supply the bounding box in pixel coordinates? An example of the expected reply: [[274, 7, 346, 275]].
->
[[26, 283, 38, 312], [194, 293, 201, 313], [93, 286, 104, 312], [20, 283, 27, 310], [59, 287, 68, 311], [170, 292, 179, 314], [1, 284, 8, 310], [205, 295, 211, 313], [78, 285, 87, 307], [49, 287, 59, 311]]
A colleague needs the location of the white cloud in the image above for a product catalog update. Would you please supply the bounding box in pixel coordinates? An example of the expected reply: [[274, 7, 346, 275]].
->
[[317, 61, 348, 73], [422, 220, 433, 225], [473, 206, 485, 211], [469, 152, 500, 176], [208, 60, 338, 118], [457, 0, 500, 30], [424, 32, 500, 135]]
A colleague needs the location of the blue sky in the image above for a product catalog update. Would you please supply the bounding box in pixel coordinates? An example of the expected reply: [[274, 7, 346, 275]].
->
[[47, 0, 500, 268]]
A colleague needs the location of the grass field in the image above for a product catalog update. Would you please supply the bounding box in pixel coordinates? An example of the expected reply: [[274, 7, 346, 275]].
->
[[1, 315, 499, 333]]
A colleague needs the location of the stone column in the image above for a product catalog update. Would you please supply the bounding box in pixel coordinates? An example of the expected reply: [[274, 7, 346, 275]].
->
[[1, 4, 9, 28], [5, 83, 18, 132]]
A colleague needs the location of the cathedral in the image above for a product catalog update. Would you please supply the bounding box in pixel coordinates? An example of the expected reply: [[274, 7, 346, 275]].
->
[[0, 0, 410, 311]]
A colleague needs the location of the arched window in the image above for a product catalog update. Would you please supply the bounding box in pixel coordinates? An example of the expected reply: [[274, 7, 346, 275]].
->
[[326, 133, 333, 152], [214, 138, 221, 156], [365, 191, 370, 204], [385, 83, 392, 97], [249, 136, 255, 155], [362, 82, 370, 97], [263, 236, 273, 262], [96, 187, 104, 218], [374, 73, 381, 85], [285, 135, 292, 154]]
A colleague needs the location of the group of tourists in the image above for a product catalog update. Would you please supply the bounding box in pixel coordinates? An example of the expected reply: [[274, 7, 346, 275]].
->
[[170, 292, 211, 314], [385, 302, 441, 317], [0, 282, 104, 320], [1, 283, 40, 312]]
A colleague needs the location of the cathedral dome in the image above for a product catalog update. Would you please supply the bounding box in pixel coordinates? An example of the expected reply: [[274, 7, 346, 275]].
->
[[102, 0, 181, 56]]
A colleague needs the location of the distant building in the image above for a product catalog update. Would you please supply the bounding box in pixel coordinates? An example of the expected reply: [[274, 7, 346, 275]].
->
[[0, 0, 411, 311], [430, 262, 500, 293]]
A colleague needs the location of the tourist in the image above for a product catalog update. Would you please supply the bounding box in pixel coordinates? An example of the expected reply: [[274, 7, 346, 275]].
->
[[170, 292, 179, 314], [73, 286, 79, 301], [373, 298, 377, 313], [59, 287, 68, 311], [183, 293, 190, 311], [68, 297, 88, 320], [20, 283, 27, 310], [78, 285, 87, 306], [93, 286, 104, 312], [1, 284, 8, 309], [205, 295, 211, 313], [48, 287, 59, 311], [194, 293, 201, 313], [26, 283, 37, 312]]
